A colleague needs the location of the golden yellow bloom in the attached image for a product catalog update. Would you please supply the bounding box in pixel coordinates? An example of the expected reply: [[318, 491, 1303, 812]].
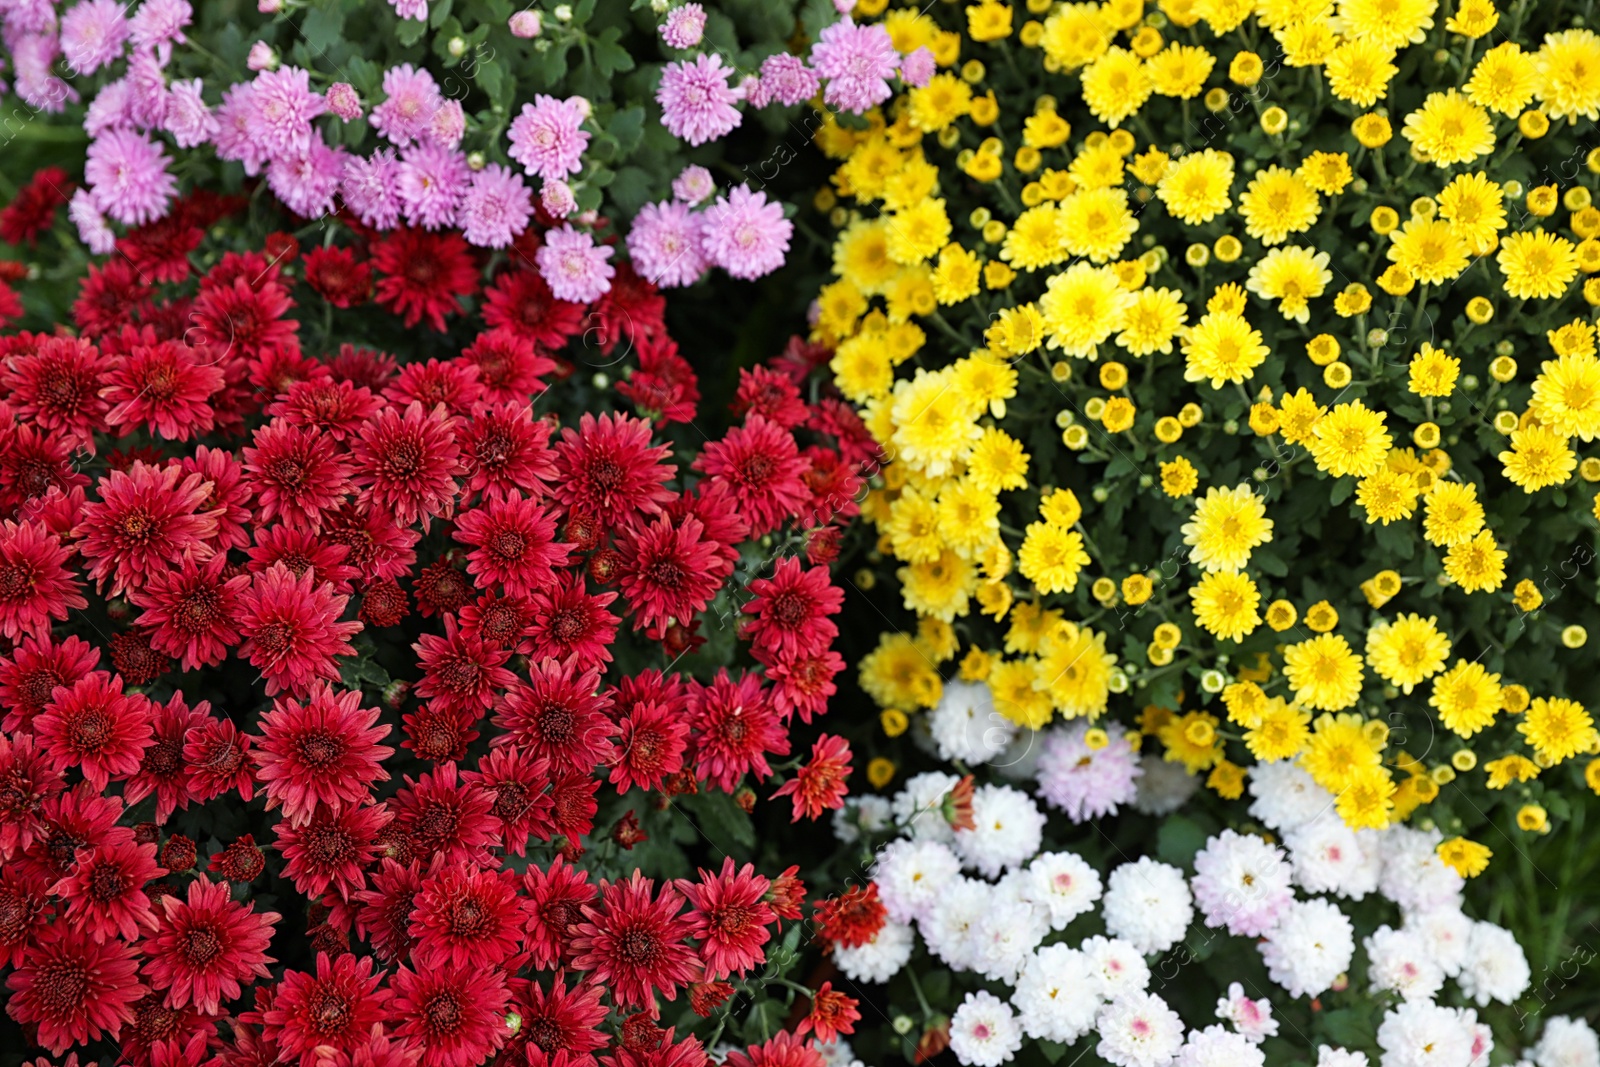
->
[[1302, 712, 1382, 790], [1535, 28, 1600, 121], [1499, 423, 1576, 492], [1299, 151, 1353, 195], [1387, 217, 1470, 285], [1285, 634, 1366, 711], [1366, 614, 1451, 694], [1310, 400, 1393, 478], [1518, 697, 1596, 763], [1206, 759, 1247, 799], [1223, 680, 1268, 726], [1336, 765, 1396, 829], [1531, 350, 1600, 441], [1246, 245, 1332, 322], [1060, 186, 1138, 263], [1018, 522, 1091, 594], [1081, 46, 1153, 127], [860, 632, 943, 710], [1498, 229, 1580, 299], [1423, 480, 1486, 546], [1484, 753, 1539, 787], [1159, 710, 1222, 772], [1444, 529, 1507, 592], [1334, 283, 1374, 316], [1189, 570, 1262, 642], [1517, 804, 1549, 832], [1466, 41, 1538, 115], [1246, 699, 1312, 761], [1182, 311, 1270, 388], [1181, 483, 1274, 573], [1157, 148, 1235, 224], [967, 0, 1015, 40], [1408, 343, 1461, 396], [1352, 112, 1393, 147], [932, 244, 983, 305], [1033, 622, 1118, 718], [1160, 456, 1200, 496], [1116, 286, 1188, 356], [1326, 38, 1399, 107], [1436, 837, 1492, 878], [1403, 90, 1495, 166], [959, 646, 995, 680], [1148, 42, 1215, 98], [1122, 573, 1153, 605], [899, 548, 977, 621], [1039, 261, 1136, 357], [1229, 50, 1263, 85]]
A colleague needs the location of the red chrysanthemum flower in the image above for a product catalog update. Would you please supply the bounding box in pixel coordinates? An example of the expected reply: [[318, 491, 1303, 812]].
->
[[520, 574, 615, 669], [401, 702, 482, 763], [100, 330, 225, 441], [17, 783, 123, 884], [247, 525, 361, 592], [733, 366, 810, 430], [492, 659, 617, 775], [323, 500, 421, 583], [0, 421, 91, 518], [592, 262, 667, 350], [723, 1031, 825, 1067], [460, 402, 558, 504], [208, 836, 265, 885], [414, 559, 474, 618], [0, 731, 64, 862], [457, 590, 538, 655], [237, 563, 363, 698], [0, 633, 99, 735], [800, 447, 863, 525], [110, 627, 172, 686], [766, 866, 806, 924], [688, 980, 735, 1017], [384, 357, 486, 417], [325, 342, 399, 390], [274, 801, 393, 901], [160, 833, 197, 872], [0, 166, 72, 246], [71, 258, 148, 339], [453, 494, 571, 597], [742, 557, 843, 660], [265, 377, 383, 442], [74, 462, 219, 596], [49, 835, 164, 943], [692, 416, 810, 536], [679, 858, 775, 980], [409, 860, 529, 970], [0, 519, 88, 642], [462, 328, 559, 405], [482, 267, 585, 348], [523, 855, 595, 970], [188, 274, 301, 378], [688, 671, 789, 794], [117, 212, 204, 284], [413, 617, 518, 718], [372, 227, 479, 332], [552, 413, 676, 528], [352, 857, 425, 965], [602, 1027, 709, 1067], [256, 683, 393, 826], [34, 671, 153, 790], [261, 952, 391, 1067], [549, 768, 600, 843], [570, 871, 701, 1009], [181, 444, 255, 551], [4, 923, 146, 1055], [242, 421, 353, 529], [813, 883, 885, 951], [359, 578, 410, 628], [130, 553, 250, 670], [615, 514, 724, 638], [140, 875, 280, 1015], [352, 401, 466, 528], [757, 648, 844, 725], [304, 245, 373, 308], [773, 734, 852, 822], [515, 973, 610, 1067], [389, 762, 499, 870], [123, 692, 208, 824], [615, 338, 701, 427], [390, 960, 511, 1067], [0, 865, 53, 968], [462, 747, 554, 857], [607, 698, 689, 795]]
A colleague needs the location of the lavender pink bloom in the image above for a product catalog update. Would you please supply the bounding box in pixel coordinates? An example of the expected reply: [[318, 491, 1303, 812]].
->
[[536, 225, 614, 303], [85, 78, 133, 137], [86, 127, 177, 226], [1035, 721, 1142, 822], [700, 185, 790, 280], [10, 33, 78, 113], [627, 200, 707, 289], [540, 179, 577, 219], [370, 64, 443, 147], [429, 98, 466, 149], [657, 53, 742, 146], [70, 188, 116, 255], [458, 165, 534, 249], [672, 165, 715, 204], [1190, 830, 1295, 937], [247, 41, 276, 71], [509, 11, 542, 38], [398, 142, 471, 230], [213, 83, 270, 176], [269, 140, 347, 219], [326, 82, 363, 121], [126, 49, 170, 128], [341, 149, 404, 230], [507, 94, 590, 181], [60, 0, 129, 76], [900, 46, 936, 87], [811, 18, 899, 114], [660, 3, 707, 49], [250, 66, 324, 156], [388, 0, 428, 19], [755, 53, 820, 107], [128, 0, 192, 62], [164, 78, 218, 148]]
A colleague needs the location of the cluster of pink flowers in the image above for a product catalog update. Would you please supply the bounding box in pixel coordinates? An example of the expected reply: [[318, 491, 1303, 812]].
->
[[0, 186, 877, 1064]]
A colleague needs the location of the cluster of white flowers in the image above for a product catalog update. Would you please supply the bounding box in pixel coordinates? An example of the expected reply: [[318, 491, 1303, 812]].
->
[[824, 762, 1551, 1067]]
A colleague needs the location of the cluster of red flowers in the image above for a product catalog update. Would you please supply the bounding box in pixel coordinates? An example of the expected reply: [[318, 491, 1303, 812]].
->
[[0, 189, 875, 1067]]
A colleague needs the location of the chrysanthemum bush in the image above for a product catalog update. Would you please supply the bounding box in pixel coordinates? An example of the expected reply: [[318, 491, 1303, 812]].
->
[[0, 169, 884, 1066]]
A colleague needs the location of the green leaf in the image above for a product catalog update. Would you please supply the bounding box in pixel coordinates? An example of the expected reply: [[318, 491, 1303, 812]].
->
[[1318, 1009, 1370, 1048], [609, 106, 646, 156], [1156, 813, 1209, 868], [1037, 1041, 1067, 1064], [608, 166, 655, 216], [592, 26, 636, 77], [299, 5, 346, 56], [1328, 476, 1355, 506], [680, 791, 756, 851], [429, 0, 455, 28], [396, 16, 429, 47]]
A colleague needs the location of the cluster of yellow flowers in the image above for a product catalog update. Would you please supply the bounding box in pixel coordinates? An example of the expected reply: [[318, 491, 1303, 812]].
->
[[821, 0, 1600, 863]]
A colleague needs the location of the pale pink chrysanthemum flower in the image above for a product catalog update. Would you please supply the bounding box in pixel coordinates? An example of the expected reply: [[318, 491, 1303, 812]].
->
[[269, 140, 347, 219], [1035, 720, 1142, 822], [428, 98, 466, 149], [700, 184, 791, 280], [247, 41, 277, 71], [126, 49, 170, 128], [84, 77, 134, 137], [672, 164, 715, 204], [537, 225, 615, 303], [660, 3, 707, 49], [86, 127, 177, 226], [70, 188, 117, 254], [388, 0, 428, 19], [458, 164, 533, 249], [540, 179, 577, 218], [811, 18, 898, 113], [509, 11, 541, 37], [11, 33, 79, 114], [249, 66, 324, 155], [326, 82, 362, 121], [1191, 829, 1295, 937], [397, 142, 471, 230], [60, 0, 129, 76], [757, 53, 820, 106], [657, 53, 742, 146], [164, 78, 218, 148], [507, 94, 589, 180], [129, 0, 192, 62], [627, 200, 707, 289], [900, 46, 936, 87], [213, 82, 270, 175], [370, 64, 442, 146], [341, 149, 404, 230]]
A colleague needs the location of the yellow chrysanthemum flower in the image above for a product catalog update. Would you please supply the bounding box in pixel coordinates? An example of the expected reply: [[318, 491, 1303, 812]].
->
[[1325, 38, 1398, 107], [1387, 217, 1471, 286], [1245, 699, 1312, 762], [1443, 529, 1508, 592], [1060, 187, 1139, 263], [1423, 480, 1486, 546], [1301, 712, 1382, 790], [1182, 311, 1270, 388], [1498, 229, 1580, 299], [1189, 570, 1262, 642], [859, 631, 943, 710], [1531, 350, 1600, 441], [1157, 148, 1235, 224], [1366, 614, 1451, 694], [1115, 286, 1189, 356], [1436, 171, 1506, 253], [1032, 622, 1118, 718], [967, 428, 1031, 492], [1402, 90, 1496, 166], [1466, 41, 1538, 115], [1039, 261, 1136, 357], [1180, 483, 1274, 573], [1310, 400, 1393, 478], [1499, 423, 1577, 492], [1336, 764, 1397, 829], [1017, 522, 1092, 594], [1518, 696, 1597, 763], [1245, 245, 1332, 322], [1536, 28, 1600, 121], [1285, 634, 1366, 711], [1160, 456, 1200, 497], [1081, 46, 1154, 127]]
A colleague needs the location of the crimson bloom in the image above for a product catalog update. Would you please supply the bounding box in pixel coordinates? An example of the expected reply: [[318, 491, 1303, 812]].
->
[[389, 762, 499, 869], [0, 335, 110, 452], [463, 747, 555, 856], [182, 714, 256, 803], [462, 327, 558, 404], [241, 420, 354, 529], [389, 960, 511, 1067], [679, 858, 775, 979], [723, 1031, 825, 1067], [527, 573, 619, 668], [773, 734, 852, 822], [353, 857, 425, 965], [130, 552, 251, 670], [188, 273, 301, 370], [409, 860, 529, 970], [688, 671, 789, 793], [515, 973, 610, 1067], [0, 166, 72, 245], [261, 952, 391, 1067], [0, 420, 90, 518], [615, 514, 725, 637], [4, 923, 146, 1055], [100, 331, 225, 440], [0, 520, 89, 642], [453, 494, 571, 596], [742, 557, 843, 660], [304, 244, 373, 307], [255, 683, 393, 825], [140, 876, 280, 1014], [608, 698, 690, 794], [0, 634, 99, 735], [385, 357, 487, 416], [413, 616, 518, 718], [460, 401, 558, 503], [246, 524, 361, 591], [482, 266, 585, 348], [692, 415, 809, 536], [0, 732, 64, 861], [237, 563, 363, 698], [352, 400, 466, 528], [813, 883, 885, 951], [570, 871, 701, 1009], [372, 227, 479, 331], [757, 647, 844, 725], [122, 691, 207, 824], [274, 801, 393, 901], [265, 377, 383, 441], [523, 855, 596, 969], [493, 658, 617, 774], [0, 865, 52, 968], [74, 462, 219, 596], [552, 412, 676, 528], [33, 671, 153, 790], [49, 836, 164, 943]]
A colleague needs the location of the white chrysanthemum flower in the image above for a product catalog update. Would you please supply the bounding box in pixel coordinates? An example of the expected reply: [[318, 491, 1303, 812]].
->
[[815, 1039, 857, 1067], [969, 897, 1050, 983], [930, 679, 1017, 764], [1285, 813, 1381, 899], [1316, 1048, 1371, 1067], [1175, 1024, 1266, 1067], [1365, 925, 1445, 1002], [1023, 850, 1103, 930], [1458, 921, 1531, 1006], [1081, 934, 1153, 1001], [1103, 857, 1195, 956], [1248, 761, 1335, 831], [1132, 754, 1199, 815], [873, 838, 963, 924], [1214, 982, 1278, 1044], [1403, 906, 1473, 977], [1013, 944, 1101, 1043], [1375, 1001, 1475, 1067], [1191, 829, 1295, 936], [893, 771, 961, 842], [833, 920, 915, 984], [949, 990, 1024, 1067], [1096, 992, 1185, 1067], [921, 876, 989, 971], [1534, 1016, 1600, 1067], [1258, 898, 1355, 998], [954, 784, 1046, 878], [1378, 826, 1465, 913], [833, 794, 893, 844]]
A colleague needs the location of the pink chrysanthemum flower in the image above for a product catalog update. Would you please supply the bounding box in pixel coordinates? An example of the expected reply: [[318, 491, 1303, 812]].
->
[[268, 139, 347, 219], [49, 836, 163, 943], [409, 862, 529, 970], [627, 200, 708, 288], [570, 871, 702, 1008], [2, 334, 110, 451], [493, 658, 618, 774], [616, 513, 726, 636], [541, 177, 577, 218], [164, 78, 219, 148], [261, 952, 391, 1067], [352, 400, 466, 528], [660, 3, 707, 48], [323, 501, 421, 583], [398, 141, 471, 230], [701, 185, 793, 280], [1191, 829, 1296, 937], [255, 683, 393, 826], [101, 333, 226, 441], [679, 858, 775, 979], [129, 0, 192, 58], [74, 461, 220, 597], [130, 553, 250, 670], [657, 53, 742, 146], [412, 616, 518, 717], [122, 692, 207, 824], [551, 411, 676, 527], [213, 83, 270, 176], [452, 494, 571, 597], [693, 414, 809, 535], [248, 65, 325, 157], [430, 98, 467, 148], [141, 876, 279, 1015], [673, 164, 716, 204], [756, 53, 821, 107], [325, 82, 362, 121], [536, 224, 615, 302], [899, 46, 936, 87], [742, 556, 844, 659], [236, 563, 363, 698], [60, 0, 130, 75], [811, 18, 899, 113], [390, 961, 512, 1067], [341, 148, 404, 230], [370, 64, 443, 146], [4, 924, 145, 1055], [34, 671, 153, 791], [689, 670, 789, 792], [507, 94, 590, 181], [1036, 720, 1143, 822], [242, 421, 354, 529], [0, 520, 88, 642], [0, 634, 99, 735], [458, 163, 534, 249]]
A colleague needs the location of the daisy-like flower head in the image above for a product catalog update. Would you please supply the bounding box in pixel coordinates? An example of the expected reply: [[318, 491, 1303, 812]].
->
[[255, 682, 393, 826]]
